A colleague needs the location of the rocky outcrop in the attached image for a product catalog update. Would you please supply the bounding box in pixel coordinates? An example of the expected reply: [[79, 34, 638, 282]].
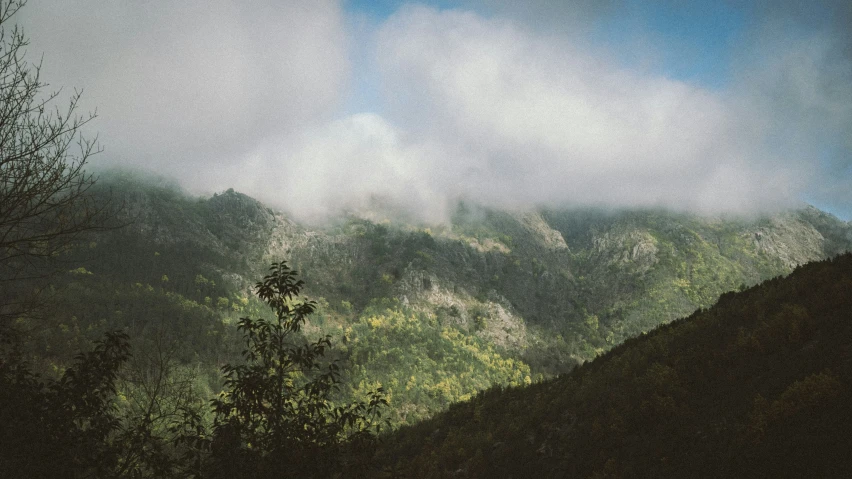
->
[[591, 228, 659, 273], [750, 213, 829, 268], [514, 212, 570, 252]]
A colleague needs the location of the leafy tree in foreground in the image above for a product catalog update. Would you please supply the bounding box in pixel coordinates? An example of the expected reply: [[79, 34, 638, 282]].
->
[[1, 262, 388, 478], [0, 331, 130, 478], [183, 262, 387, 479]]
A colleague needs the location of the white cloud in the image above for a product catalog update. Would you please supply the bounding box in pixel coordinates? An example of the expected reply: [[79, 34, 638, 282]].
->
[[242, 113, 450, 223], [14, 2, 851, 221], [18, 0, 349, 180], [373, 6, 803, 215]]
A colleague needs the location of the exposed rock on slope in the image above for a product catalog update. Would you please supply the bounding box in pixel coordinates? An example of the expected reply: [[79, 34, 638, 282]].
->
[[370, 253, 852, 478], [93, 172, 852, 370]]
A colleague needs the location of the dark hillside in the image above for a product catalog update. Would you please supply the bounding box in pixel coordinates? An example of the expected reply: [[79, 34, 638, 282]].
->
[[23, 171, 851, 429], [372, 253, 852, 478]]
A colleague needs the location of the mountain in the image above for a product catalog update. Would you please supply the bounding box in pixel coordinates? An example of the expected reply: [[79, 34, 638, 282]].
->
[[369, 253, 852, 477], [25, 169, 852, 427]]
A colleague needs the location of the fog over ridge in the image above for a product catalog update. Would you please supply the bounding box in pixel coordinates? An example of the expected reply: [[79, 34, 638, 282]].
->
[[17, 1, 852, 222]]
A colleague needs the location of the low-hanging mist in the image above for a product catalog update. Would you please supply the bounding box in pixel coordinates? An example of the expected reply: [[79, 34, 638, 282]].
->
[[18, 1, 852, 223]]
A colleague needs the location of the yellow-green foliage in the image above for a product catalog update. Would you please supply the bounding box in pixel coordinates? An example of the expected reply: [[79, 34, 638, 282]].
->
[[343, 305, 531, 426], [369, 254, 852, 478]]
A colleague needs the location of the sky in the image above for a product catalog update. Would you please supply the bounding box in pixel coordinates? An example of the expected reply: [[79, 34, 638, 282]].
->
[[15, 0, 852, 222]]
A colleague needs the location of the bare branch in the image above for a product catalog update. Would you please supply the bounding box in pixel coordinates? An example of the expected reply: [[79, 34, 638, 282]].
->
[[0, 0, 117, 323]]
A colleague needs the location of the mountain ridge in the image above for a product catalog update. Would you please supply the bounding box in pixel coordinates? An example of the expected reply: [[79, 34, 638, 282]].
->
[[47, 169, 850, 426], [95, 170, 852, 364], [367, 252, 852, 477]]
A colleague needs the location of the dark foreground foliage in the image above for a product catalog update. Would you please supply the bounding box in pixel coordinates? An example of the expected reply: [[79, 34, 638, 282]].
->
[[3, 253, 851, 477], [0, 262, 385, 478], [370, 253, 852, 478], [1, 332, 131, 478], [183, 262, 387, 479]]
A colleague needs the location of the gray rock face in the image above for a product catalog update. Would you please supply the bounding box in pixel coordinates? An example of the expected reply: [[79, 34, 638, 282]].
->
[[751, 213, 828, 268], [514, 212, 570, 252], [592, 228, 659, 273]]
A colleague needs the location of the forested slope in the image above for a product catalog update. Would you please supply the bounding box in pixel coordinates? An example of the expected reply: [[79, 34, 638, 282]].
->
[[18, 171, 851, 429], [371, 253, 852, 477], [284, 197, 851, 373]]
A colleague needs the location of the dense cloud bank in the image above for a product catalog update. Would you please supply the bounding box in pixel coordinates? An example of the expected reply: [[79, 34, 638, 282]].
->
[[18, 1, 852, 222], [19, 0, 348, 187]]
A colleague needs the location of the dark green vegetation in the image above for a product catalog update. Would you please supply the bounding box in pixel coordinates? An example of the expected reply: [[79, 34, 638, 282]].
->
[[3, 170, 851, 477], [16, 170, 851, 431], [5, 2, 851, 475], [191, 262, 387, 479], [372, 253, 852, 478], [1, 262, 386, 478], [1, 331, 133, 478]]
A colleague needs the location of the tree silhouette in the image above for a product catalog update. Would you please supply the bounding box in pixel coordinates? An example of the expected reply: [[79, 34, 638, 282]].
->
[[0, 331, 131, 478], [0, 0, 112, 323], [191, 261, 386, 478]]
